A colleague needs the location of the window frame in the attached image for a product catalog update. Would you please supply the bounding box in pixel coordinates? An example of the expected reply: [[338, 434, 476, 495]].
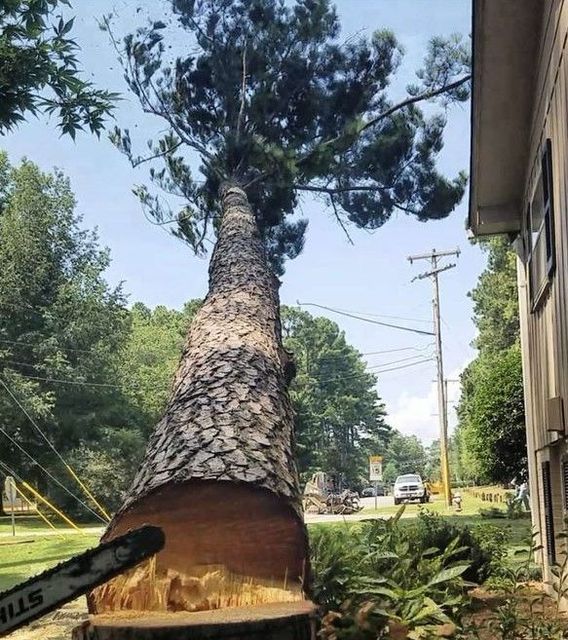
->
[[527, 139, 556, 311]]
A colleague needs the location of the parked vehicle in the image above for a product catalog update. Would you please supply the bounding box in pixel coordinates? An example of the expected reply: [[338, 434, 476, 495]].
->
[[393, 474, 429, 505], [361, 485, 385, 497]]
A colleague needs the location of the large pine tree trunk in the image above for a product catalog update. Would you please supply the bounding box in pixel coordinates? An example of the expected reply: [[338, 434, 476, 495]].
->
[[89, 185, 309, 616]]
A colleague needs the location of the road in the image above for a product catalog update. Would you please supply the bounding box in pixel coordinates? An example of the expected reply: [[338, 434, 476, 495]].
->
[[303, 495, 445, 524], [360, 495, 393, 510]]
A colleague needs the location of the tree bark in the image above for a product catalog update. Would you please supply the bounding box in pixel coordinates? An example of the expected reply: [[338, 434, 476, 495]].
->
[[90, 185, 309, 615]]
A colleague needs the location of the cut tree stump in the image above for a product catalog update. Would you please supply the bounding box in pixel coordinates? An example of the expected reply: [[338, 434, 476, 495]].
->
[[73, 601, 317, 640], [87, 185, 311, 635]]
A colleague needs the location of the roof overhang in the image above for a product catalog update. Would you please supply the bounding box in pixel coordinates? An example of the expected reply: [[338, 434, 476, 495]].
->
[[469, 0, 542, 236]]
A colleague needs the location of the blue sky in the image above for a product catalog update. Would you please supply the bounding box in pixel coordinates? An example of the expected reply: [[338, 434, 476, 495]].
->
[[1, 0, 482, 444]]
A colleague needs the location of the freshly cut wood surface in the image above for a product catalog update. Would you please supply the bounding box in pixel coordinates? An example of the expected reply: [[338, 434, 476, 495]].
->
[[74, 601, 316, 640], [89, 601, 315, 627]]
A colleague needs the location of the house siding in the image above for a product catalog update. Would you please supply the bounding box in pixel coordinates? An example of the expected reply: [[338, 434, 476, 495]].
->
[[519, 0, 568, 585]]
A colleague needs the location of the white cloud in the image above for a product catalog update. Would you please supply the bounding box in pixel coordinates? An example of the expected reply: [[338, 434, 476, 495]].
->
[[386, 360, 471, 444]]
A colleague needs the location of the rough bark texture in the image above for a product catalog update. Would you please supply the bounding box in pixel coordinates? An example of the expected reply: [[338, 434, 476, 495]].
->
[[117, 186, 301, 508], [90, 185, 308, 614]]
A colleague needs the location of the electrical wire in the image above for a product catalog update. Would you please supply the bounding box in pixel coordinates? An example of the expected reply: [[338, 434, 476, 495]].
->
[[297, 301, 435, 337], [0, 424, 107, 523], [373, 358, 434, 374], [13, 372, 125, 389], [301, 344, 434, 363], [331, 306, 433, 325], [0, 377, 111, 521], [0, 337, 108, 356], [0, 460, 24, 483], [366, 353, 435, 369], [1, 346, 435, 390], [312, 357, 434, 385]]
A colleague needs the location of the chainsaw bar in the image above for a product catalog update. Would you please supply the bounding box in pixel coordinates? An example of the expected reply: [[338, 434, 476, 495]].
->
[[0, 524, 164, 637]]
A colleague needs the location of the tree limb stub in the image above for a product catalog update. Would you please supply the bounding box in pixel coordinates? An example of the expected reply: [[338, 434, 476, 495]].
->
[[89, 185, 309, 618]]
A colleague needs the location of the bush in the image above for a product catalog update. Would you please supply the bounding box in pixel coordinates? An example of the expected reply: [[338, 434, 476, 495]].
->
[[409, 509, 509, 583], [309, 525, 363, 610], [52, 427, 145, 520], [312, 508, 479, 639], [310, 507, 515, 639]]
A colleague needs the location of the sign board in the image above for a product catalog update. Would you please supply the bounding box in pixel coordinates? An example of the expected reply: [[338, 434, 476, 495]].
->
[[369, 456, 383, 482], [4, 476, 16, 504]]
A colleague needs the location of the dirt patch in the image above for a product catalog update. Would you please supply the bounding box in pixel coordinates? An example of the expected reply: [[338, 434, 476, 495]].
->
[[463, 585, 568, 638]]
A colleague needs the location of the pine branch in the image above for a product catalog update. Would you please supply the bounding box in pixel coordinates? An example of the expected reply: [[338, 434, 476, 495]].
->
[[329, 194, 354, 245], [294, 184, 387, 194], [297, 74, 471, 167], [132, 141, 183, 167], [358, 74, 471, 135]]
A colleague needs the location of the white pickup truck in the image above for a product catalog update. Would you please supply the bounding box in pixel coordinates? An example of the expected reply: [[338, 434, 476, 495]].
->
[[393, 474, 429, 505]]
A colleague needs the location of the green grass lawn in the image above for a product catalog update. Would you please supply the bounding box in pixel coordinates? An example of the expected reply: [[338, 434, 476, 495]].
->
[[0, 516, 101, 592], [362, 494, 532, 544], [362, 493, 491, 517], [0, 516, 97, 536]]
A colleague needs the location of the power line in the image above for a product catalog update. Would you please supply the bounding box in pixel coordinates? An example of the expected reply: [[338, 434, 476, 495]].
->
[[297, 301, 435, 337], [362, 345, 433, 357], [312, 357, 434, 385], [14, 372, 125, 389], [0, 337, 109, 356], [293, 343, 433, 365], [331, 306, 433, 325], [0, 460, 24, 484], [0, 376, 110, 520], [0, 424, 107, 523]]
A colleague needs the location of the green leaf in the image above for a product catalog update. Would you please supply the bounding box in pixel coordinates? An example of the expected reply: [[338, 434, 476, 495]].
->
[[62, 17, 75, 35], [427, 564, 468, 587]]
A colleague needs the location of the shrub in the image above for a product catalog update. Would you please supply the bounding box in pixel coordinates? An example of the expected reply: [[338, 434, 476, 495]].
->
[[309, 524, 363, 610], [312, 508, 474, 639], [52, 427, 145, 520], [409, 509, 509, 583]]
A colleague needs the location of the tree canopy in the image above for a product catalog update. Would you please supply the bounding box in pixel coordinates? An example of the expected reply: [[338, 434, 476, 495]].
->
[[381, 431, 426, 485], [455, 238, 526, 484], [281, 306, 390, 487], [118, 301, 200, 433], [0, 0, 117, 136], [106, 0, 470, 273], [0, 153, 134, 515]]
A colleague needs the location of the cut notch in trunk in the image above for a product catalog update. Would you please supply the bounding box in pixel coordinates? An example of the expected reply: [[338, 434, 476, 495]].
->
[[90, 481, 307, 613]]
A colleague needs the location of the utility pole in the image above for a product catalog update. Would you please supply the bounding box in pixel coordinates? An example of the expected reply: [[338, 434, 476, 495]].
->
[[408, 248, 460, 507]]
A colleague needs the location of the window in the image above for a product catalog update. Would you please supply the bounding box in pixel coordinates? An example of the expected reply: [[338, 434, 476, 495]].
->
[[542, 461, 556, 564], [528, 139, 555, 309]]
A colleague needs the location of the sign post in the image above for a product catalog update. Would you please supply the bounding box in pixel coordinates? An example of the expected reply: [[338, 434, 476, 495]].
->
[[4, 476, 17, 537], [369, 456, 383, 510]]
